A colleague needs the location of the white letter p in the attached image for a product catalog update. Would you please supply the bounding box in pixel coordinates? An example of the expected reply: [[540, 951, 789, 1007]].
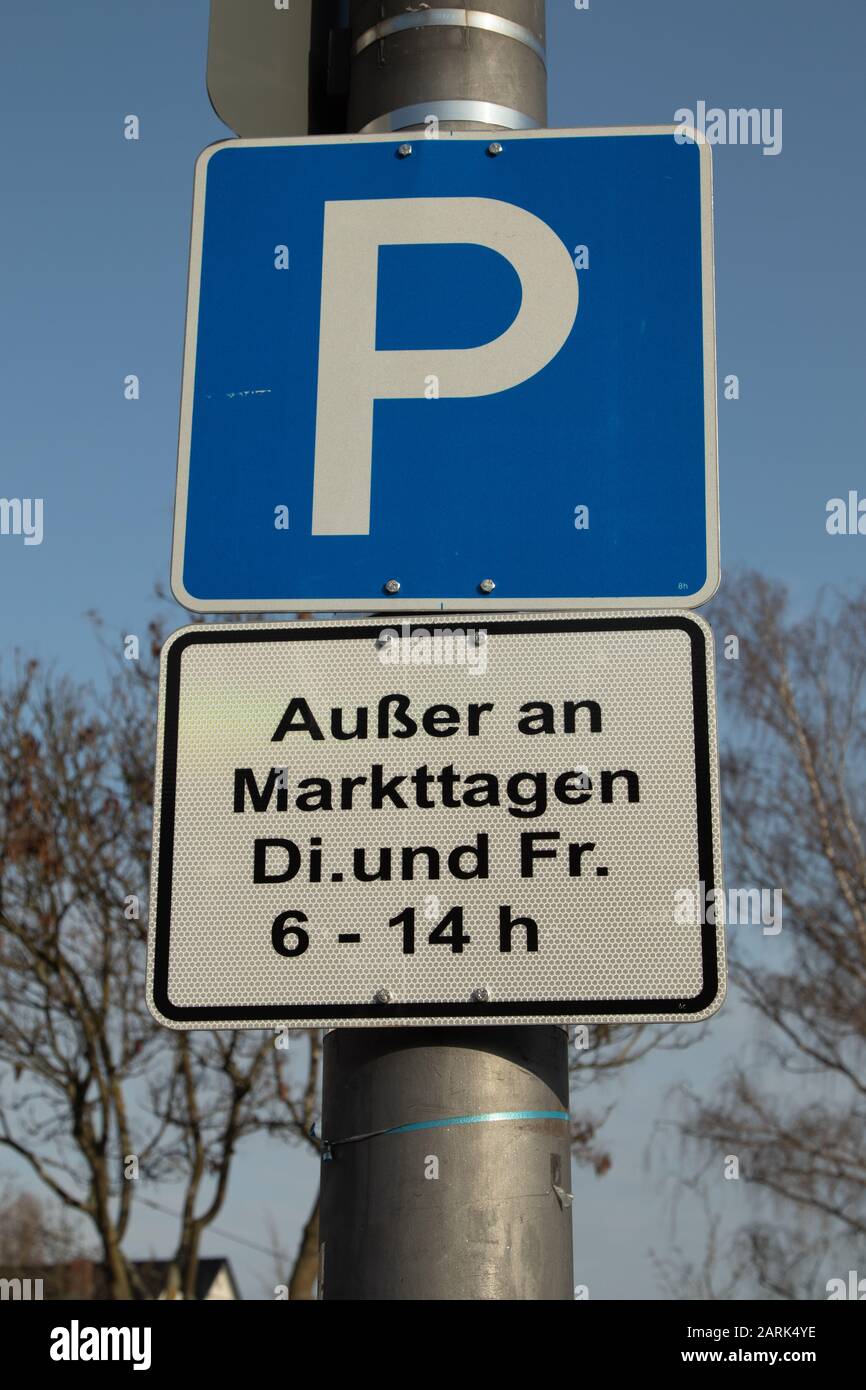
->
[[312, 197, 579, 535]]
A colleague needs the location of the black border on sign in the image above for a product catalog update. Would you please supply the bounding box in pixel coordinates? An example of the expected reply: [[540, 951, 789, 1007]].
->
[[152, 617, 719, 1023]]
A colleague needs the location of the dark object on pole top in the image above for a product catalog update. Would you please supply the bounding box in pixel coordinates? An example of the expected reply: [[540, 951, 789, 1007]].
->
[[207, 1, 351, 136], [348, 1, 547, 132]]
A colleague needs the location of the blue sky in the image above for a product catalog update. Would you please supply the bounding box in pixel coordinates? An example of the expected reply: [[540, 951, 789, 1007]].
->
[[2, 0, 864, 666], [1, 0, 864, 1297]]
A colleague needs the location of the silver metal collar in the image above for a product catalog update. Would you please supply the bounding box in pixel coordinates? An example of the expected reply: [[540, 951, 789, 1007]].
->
[[353, 8, 546, 68], [359, 99, 539, 133]]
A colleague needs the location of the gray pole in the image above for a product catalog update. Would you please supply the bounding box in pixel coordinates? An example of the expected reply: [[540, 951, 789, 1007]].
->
[[319, 1027, 573, 1300], [318, 1, 574, 1302], [347, 0, 546, 134]]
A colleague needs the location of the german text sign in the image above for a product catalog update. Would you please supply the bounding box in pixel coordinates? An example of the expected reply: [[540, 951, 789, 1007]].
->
[[147, 614, 725, 1028]]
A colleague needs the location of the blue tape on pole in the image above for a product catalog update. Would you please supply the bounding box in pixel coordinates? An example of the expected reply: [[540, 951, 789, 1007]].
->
[[388, 1110, 568, 1135], [320, 1109, 569, 1157]]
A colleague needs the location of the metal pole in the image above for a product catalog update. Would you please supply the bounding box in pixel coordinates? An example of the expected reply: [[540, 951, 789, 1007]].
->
[[347, 0, 546, 133], [318, 1, 574, 1302], [320, 1027, 573, 1300]]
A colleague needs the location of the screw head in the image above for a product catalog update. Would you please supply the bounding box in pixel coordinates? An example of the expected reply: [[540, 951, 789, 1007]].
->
[[374, 987, 392, 1004], [479, 578, 496, 594], [396, 143, 413, 159], [487, 142, 504, 157], [471, 987, 490, 1003], [383, 579, 401, 595]]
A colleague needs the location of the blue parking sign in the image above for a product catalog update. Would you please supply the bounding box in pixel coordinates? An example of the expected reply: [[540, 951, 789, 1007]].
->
[[172, 128, 718, 611]]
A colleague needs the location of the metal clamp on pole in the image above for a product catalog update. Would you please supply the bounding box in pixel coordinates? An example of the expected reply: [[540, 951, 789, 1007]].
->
[[348, 0, 547, 133], [352, 9, 547, 66], [360, 99, 538, 133]]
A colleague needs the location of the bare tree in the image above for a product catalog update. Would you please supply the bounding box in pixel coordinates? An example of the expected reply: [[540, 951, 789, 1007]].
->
[[109, 611, 325, 1299], [270, 1029, 322, 1299], [671, 574, 866, 1297], [651, 1199, 750, 1302], [0, 658, 161, 1296], [0, 644, 322, 1299], [0, 1181, 91, 1267]]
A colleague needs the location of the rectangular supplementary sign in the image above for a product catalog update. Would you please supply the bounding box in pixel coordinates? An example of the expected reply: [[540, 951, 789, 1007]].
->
[[172, 127, 718, 613], [146, 613, 726, 1029]]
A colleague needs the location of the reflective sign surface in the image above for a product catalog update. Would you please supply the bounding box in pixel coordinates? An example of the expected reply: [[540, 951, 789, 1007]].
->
[[147, 613, 725, 1028], [173, 129, 718, 611]]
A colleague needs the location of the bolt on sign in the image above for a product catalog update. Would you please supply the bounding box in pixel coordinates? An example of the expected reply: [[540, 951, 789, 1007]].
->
[[146, 613, 725, 1029]]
